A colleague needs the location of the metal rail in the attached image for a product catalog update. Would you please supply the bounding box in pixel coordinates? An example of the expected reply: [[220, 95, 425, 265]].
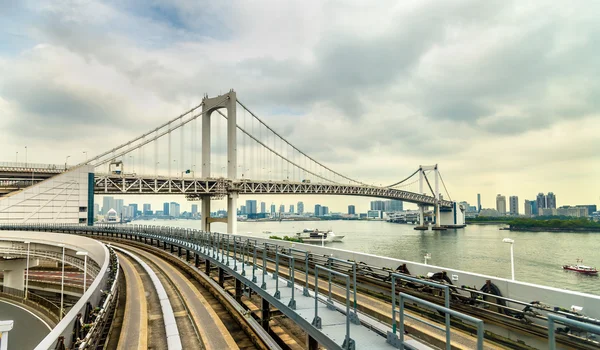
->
[[548, 314, 600, 350]]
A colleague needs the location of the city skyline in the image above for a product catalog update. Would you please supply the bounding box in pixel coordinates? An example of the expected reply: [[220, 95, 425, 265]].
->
[[1, 2, 599, 210]]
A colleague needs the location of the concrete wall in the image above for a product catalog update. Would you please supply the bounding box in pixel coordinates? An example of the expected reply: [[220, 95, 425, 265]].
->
[[0, 166, 93, 224]]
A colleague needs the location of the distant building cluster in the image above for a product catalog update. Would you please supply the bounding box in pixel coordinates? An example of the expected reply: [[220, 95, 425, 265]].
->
[[95, 196, 199, 222], [468, 192, 597, 220]]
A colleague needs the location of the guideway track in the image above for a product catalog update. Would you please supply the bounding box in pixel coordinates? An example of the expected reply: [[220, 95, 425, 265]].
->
[[113, 242, 241, 350], [115, 252, 148, 349]]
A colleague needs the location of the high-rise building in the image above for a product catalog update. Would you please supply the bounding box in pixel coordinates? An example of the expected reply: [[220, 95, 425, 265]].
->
[[163, 202, 170, 216], [246, 200, 257, 214], [348, 205, 356, 215], [297, 201, 304, 215], [322, 206, 329, 215], [290, 205, 294, 213], [130, 203, 138, 217], [102, 196, 115, 215], [477, 194, 481, 212], [240, 205, 246, 215], [509, 196, 519, 215], [191, 204, 198, 216], [546, 192, 556, 209], [370, 200, 385, 211], [143, 203, 152, 216], [524, 200, 532, 216], [279, 204, 285, 213], [386, 200, 403, 212], [270, 204, 276, 214], [536, 193, 546, 214], [496, 194, 507, 215], [115, 199, 124, 216], [93, 203, 100, 217], [314, 204, 322, 217], [260, 202, 266, 213], [169, 202, 180, 217], [576, 205, 597, 215]]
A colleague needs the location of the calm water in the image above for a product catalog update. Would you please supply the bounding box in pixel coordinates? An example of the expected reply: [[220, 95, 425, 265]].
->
[[142, 220, 600, 295]]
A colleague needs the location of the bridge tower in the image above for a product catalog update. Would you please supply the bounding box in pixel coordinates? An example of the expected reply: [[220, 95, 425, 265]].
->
[[417, 164, 441, 228], [200, 90, 238, 234]]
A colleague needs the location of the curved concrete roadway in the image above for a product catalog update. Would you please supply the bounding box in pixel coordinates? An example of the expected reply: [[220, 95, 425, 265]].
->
[[0, 300, 51, 349]]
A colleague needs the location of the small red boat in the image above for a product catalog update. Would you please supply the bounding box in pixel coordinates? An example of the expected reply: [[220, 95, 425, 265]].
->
[[563, 259, 598, 275]]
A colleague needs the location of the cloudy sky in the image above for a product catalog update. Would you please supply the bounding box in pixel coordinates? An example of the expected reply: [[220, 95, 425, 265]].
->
[[1, 0, 599, 213]]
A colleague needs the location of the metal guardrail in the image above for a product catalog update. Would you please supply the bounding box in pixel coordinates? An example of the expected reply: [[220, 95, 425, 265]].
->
[[388, 273, 451, 349], [5, 223, 600, 350], [548, 314, 600, 350], [397, 292, 484, 350]]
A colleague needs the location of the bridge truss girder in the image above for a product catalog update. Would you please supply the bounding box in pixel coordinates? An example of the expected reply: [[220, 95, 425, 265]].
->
[[94, 175, 452, 207]]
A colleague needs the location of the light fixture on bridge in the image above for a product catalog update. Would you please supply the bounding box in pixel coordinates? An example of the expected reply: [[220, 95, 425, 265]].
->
[[76, 251, 89, 293]]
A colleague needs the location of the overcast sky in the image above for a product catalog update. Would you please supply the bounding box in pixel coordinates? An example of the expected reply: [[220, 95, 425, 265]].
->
[[1, 1, 599, 213]]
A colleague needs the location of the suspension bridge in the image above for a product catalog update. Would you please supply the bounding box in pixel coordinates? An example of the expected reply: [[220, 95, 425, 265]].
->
[[0, 90, 463, 232]]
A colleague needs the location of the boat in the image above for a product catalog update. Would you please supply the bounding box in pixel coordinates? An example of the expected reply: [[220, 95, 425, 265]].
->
[[562, 259, 598, 275], [296, 229, 344, 243], [263, 230, 272, 234]]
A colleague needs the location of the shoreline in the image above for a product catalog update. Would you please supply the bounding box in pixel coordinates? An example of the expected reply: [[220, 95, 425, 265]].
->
[[509, 226, 600, 233]]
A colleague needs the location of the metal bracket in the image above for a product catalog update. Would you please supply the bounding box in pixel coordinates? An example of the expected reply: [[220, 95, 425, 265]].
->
[[274, 290, 280, 299], [326, 299, 336, 310], [349, 311, 361, 325], [302, 288, 310, 297], [312, 316, 322, 329], [342, 338, 356, 350], [252, 276, 257, 283], [288, 299, 296, 310], [386, 332, 402, 348]]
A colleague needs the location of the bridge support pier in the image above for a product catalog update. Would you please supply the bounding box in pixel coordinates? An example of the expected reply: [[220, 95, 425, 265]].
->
[[195, 253, 200, 268], [201, 197, 211, 232], [218, 267, 225, 287], [260, 297, 271, 331], [235, 278, 243, 303], [227, 192, 238, 234], [205, 259, 211, 275], [306, 334, 319, 350]]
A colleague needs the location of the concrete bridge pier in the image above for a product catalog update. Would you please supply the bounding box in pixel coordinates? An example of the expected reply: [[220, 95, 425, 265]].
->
[[0, 258, 39, 291], [414, 204, 428, 230]]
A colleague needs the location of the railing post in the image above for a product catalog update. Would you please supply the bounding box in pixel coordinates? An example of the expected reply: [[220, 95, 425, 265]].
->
[[399, 294, 405, 347], [274, 249, 280, 299], [312, 266, 321, 329], [261, 243, 267, 289], [241, 239, 247, 276], [252, 243, 258, 283], [288, 256, 296, 310], [233, 236, 238, 271]]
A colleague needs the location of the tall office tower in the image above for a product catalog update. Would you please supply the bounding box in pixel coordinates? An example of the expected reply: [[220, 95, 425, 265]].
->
[[348, 205, 356, 215], [477, 193, 481, 212], [102, 196, 115, 214], [297, 201, 304, 215], [246, 200, 257, 214], [496, 194, 507, 215], [509, 196, 519, 215], [314, 204, 322, 216], [260, 202, 266, 213], [163, 202, 170, 216], [546, 192, 556, 209]]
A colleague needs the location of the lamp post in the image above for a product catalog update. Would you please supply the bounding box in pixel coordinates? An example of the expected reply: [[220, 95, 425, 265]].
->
[[65, 156, 71, 170], [24, 146, 27, 167], [24, 241, 30, 300], [83, 151, 88, 163], [502, 238, 515, 280], [76, 251, 88, 293], [15, 151, 18, 163], [155, 161, 160, 177], [57, 244, 66, 319]]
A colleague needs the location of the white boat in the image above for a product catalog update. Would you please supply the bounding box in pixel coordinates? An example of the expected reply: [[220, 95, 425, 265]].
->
[[296, 229, 344, 243]]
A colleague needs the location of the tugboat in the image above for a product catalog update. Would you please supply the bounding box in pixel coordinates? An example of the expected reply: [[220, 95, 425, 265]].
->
[[563, 259, 598, 275]]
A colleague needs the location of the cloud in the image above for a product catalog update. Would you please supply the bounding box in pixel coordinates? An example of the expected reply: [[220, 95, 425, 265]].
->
[[1, 0, 600, 210]]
